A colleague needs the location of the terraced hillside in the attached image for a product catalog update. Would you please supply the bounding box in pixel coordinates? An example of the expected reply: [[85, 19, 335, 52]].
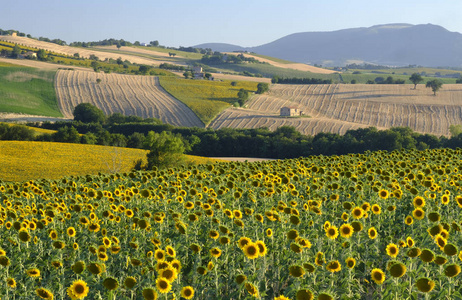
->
[[210, 84, 462, 136], [55, 70, 203, 127]]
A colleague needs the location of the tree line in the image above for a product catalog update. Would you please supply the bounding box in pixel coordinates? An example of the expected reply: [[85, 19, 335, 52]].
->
[[271, 76, 333, 84], [3, 103, 460, 162]]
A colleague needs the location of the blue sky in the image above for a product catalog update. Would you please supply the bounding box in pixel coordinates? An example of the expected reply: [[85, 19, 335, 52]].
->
[[2, 0, 462, 47]]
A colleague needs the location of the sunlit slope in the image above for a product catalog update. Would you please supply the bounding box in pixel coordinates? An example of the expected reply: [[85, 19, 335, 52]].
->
[[210, 84, 462, 136], [55, 70, 203, 127]]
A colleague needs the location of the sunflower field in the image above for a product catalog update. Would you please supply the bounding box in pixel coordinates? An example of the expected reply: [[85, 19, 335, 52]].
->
[[1, 147, 462, 299]]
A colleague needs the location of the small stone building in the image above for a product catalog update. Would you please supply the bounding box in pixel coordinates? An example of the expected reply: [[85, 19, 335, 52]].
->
[[280, 106, 302, 117]]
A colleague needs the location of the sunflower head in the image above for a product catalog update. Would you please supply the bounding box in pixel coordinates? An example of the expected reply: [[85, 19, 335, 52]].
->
[[420, 249, 435, 263], [443, 243, 458, 256], [36, 287, 54, 300], [289, 264, 305, 278], [296, 289, 314, 300], [371, 268, 385, 284], [235, 274, 247, 285], [415, 277, 435, 293], [142, 288, 158, 300], [326, 260, 341, 273], [444, 264, 461, 278], [181, 286, 195, 299], [389, 262, 406, 278], [67, 279, 89, 299], [345, 257, 356, 269]]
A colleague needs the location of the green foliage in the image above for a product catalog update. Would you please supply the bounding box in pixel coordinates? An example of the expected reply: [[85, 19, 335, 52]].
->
[[144, 131, 185, 169], [256, 83, 269, 94], [0, 64, 62, 117], [0, 123, 35, 140], [449, 125, 462, 137], [237, 88, 249, 106], [73, 103, 106, 123], [426, 79, 443, 95], [409, 73, 423, 88]]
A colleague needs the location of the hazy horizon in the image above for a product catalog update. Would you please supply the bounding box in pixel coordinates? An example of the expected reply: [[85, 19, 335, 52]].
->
[[2, 0, 462, 48]]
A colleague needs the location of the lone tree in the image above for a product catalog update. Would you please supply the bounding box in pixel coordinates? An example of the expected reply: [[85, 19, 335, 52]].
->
[[73, 103, 106, 123], [409, 73, 423, 89], [144, 131, 185, 169], [256, 83, 269, 94], [237, 88, 249, 106], [426, 79, 443, 96]]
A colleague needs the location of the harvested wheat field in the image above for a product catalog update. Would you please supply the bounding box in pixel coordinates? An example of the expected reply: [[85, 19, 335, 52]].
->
[[55, 70, 203, 127], [210, 84, 462, 136], [0, 35, 170, 66], [224, 52, 337, 74]]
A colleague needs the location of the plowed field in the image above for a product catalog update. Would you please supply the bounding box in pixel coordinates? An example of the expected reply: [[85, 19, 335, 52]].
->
[[55, 70, 203, 127], [210, 84, 462, 136]]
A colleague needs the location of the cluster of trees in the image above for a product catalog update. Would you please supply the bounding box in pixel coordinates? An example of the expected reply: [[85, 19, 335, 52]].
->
[[345, 63, 392, 70], [0, 29, 27, 36], [271, 76, 333, 84], [69, 39, 133, 48], [201, 53, 261, 65], [159, 63, 186, 71], [38, 37, 66, 45], [366, 76, 406, 84]]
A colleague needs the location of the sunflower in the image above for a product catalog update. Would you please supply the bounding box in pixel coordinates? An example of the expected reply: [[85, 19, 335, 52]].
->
[[181, 286, 195, 299], [7, 277, 16, 288], [49, 229, 58, 240], [412, 208, 425, 220], [351, 207, 364, 219], [289, 265, 305, 277], [443, 243, 458, 256], [210, 247, 222, 258], [339, 224, 354, 238], [389, 262, 406, 278], [67, 279, 89, 299], [27, 268, 40, 278], [36, 287, 54, 300], [243, 243, 260, 259], [386, 243, 399, 258], [154, 249, 166, 261], [405, 216, 414, 225], [413, 196, 425, 207], [420, 249, 435, 263], [156, 277, 172, 294], [67, 227, 76, 237], [142, 287, 158, 300], [238, 237, 252, 249], [255, 240, 268, 257], [371, 204, 381, 215], [441, 194, 450, 205], [159, 266, 178, 283], [415, 277, 435, 293], [296, 289, 314, 300], [406, 237, 415, 247], [326, 260, 341, 273], [245, 282, 259, 297], [368, 227, 378, 240], [456, 196, 462, 208], [345, 257, 356, 269], [378, 189, 389, 199], [166, 246, 176, 257], [325, 226, 339, 240], [371, 268, 385, 284], [209, 230, 220, 240], [235, 274, 247, 285], [434, 234, 447, 250]]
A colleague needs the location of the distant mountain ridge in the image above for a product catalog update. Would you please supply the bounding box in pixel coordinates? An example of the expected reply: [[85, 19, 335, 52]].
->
[[195, 24, 462, 67]]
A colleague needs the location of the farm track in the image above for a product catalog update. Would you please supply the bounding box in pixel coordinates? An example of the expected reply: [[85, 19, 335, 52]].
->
[[212, 84, 462, 136], [54, 70, 203, 127]]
